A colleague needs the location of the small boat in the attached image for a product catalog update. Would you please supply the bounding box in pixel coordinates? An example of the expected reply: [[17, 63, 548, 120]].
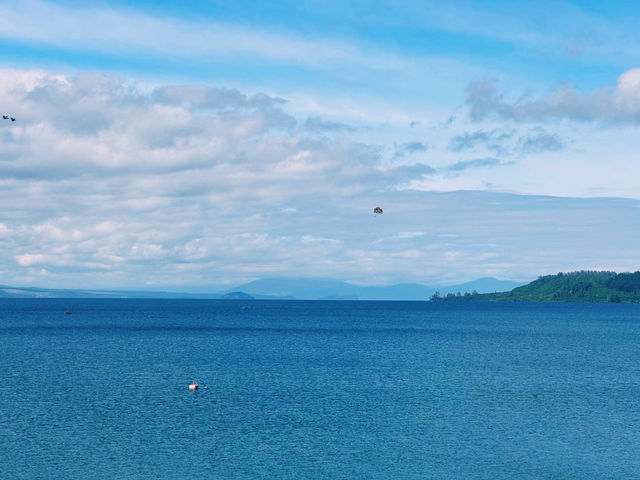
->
[[188, 381, 199, 391], [64, 311, 71, 315]]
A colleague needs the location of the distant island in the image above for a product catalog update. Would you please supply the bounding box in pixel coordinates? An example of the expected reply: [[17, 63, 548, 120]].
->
[[433, 271, 640, 303], [221, 291, 255, 300]]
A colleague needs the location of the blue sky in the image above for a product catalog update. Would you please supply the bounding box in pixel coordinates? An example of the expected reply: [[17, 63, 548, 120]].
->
[[1, 0, 639, 290]]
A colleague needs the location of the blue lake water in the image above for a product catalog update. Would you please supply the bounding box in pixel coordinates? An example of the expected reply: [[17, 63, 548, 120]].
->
[[1, 299, 640, 479]]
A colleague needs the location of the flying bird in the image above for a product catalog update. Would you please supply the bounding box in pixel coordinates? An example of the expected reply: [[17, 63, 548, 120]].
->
[[10, 117, 15, 122], [2, 116, 7, 120]]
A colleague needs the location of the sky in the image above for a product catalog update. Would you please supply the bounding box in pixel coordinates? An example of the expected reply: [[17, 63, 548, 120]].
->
[[1, 0, 640, 291]]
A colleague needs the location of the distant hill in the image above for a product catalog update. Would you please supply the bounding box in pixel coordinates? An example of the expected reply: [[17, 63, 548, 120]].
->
[[227, 277, 524, 300], [0, 276, 525, 301], [221, 291, 254, 300], [434, 271, 640, 303], [229, 277, 363, 299]]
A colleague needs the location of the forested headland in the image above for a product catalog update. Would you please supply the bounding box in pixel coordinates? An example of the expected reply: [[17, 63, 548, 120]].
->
[[432, 271, 640, 303]]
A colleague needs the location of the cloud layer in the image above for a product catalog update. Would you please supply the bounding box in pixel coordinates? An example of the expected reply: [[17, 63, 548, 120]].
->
[[0, 70, 445, 289], [467, 69, 640, 124], [1, 64, 640, 290], [2, 2, 640, 289]]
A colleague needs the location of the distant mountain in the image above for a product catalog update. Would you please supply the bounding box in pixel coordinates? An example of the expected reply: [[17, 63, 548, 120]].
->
[[228, 277, 360, 299], [227, 276, 525, 301], [0, 275, 526, 301], [435, 271, 640, 303], [226, 277, 436, 300]]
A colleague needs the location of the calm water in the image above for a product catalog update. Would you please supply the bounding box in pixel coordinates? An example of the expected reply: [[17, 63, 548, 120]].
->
[[1, 299, 640, 479]]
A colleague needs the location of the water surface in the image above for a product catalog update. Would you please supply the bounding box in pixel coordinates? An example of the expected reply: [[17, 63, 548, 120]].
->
[[1, 299, 639, 479]]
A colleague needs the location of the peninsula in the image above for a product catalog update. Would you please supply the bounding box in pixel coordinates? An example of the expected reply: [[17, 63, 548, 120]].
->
[[433, 271, 640, 303]]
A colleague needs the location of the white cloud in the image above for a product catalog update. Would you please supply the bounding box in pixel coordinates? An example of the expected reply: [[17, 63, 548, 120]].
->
[[300, 235, 341, 245], [15, 253, 45, 266], [0, 68, 639, 289], [466, 69, 640, 124], [0, 69, 445, 287], [395, 232, 427, 239], [517, 129, 564, 154]]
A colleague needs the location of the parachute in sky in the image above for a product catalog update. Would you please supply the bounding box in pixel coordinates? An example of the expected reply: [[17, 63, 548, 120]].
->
[[373, 206, 383, 215]]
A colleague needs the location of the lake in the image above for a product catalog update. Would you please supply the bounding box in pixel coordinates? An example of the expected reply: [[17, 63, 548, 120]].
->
[[1, 299, 639, 479]]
